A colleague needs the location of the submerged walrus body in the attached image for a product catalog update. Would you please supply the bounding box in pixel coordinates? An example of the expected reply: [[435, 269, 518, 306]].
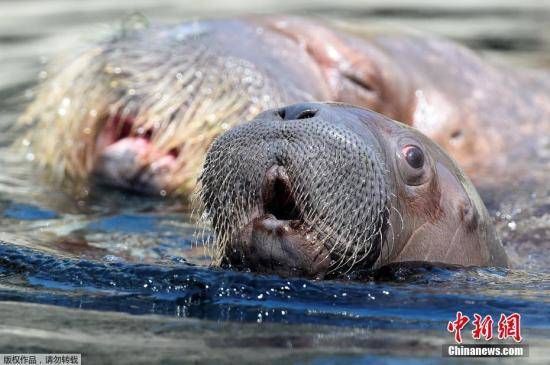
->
[[200, 103, 509, 278], [20, 16, 550, 196]]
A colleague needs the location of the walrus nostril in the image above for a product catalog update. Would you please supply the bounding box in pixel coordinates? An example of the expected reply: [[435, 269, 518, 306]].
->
[[276, 108, 286, 120], [295, 109, 318, 120], [277, 104, 318, 121], [262, 166, 300, 221]]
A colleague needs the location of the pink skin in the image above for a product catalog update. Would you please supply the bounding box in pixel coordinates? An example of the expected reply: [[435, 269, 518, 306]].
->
[[102, 138, 177, 173], [92, 114, 179, 194]]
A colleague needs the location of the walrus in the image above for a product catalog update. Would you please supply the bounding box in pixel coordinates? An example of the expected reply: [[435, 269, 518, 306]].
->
[[199, 102, 510, 278], [19, 16, 550, 197]]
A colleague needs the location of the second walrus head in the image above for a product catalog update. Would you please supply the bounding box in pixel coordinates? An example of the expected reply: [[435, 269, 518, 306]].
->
[[200, 103, 509, 278], [24, 15, 534, 197]]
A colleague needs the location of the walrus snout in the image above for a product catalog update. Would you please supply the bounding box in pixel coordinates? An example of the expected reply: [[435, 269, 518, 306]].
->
[[200, 102, 391, 277]]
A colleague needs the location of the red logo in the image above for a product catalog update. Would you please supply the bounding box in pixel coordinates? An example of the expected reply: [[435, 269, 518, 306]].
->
[[498, 313, 522, 342], [448, 312, 522, 343], [472, 314, 494, 340], [447, 311, 470, 343]]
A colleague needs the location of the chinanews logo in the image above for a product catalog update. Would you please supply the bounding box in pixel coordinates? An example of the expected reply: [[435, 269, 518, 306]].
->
[[442, 312, 529, 358]]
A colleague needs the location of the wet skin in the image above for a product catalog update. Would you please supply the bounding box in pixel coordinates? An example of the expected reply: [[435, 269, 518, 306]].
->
[[21, 16, 550, 196], [200, 103, 509, 278]]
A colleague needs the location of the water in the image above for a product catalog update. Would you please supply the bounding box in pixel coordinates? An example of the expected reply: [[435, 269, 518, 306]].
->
[[0, 1, 549, 363]]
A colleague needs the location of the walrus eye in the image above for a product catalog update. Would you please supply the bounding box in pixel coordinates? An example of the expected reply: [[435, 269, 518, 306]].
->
[[345, 73, 375, 92], [397, 141, 430, 186], [403, 145, 424, 169], [339, 70, 380, 108]]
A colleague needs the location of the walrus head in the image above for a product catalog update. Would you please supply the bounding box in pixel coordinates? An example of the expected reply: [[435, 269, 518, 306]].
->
[[19, 18, 330, 196], [21, 16, 531, 196], [200, 103, 509, 278], [15, 17, 418, 197]]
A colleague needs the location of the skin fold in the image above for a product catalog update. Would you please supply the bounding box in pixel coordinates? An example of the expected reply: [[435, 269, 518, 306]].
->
[[200, 102, 509, 278], [19, 16, 550, 197]]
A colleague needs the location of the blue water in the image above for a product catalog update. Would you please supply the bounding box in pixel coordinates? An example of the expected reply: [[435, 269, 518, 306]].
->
[[3, 202, 59, 220], [0, 222, 548, 331]]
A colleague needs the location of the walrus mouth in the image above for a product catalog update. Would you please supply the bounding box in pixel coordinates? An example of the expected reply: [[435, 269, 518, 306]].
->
[[92, 112, 180, 195], [262, 165, 301, 222], [228, 164, 332, 278], [200, 102, 391, 278]]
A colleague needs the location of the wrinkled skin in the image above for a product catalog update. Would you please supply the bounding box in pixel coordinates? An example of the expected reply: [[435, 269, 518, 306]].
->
[[200, 103, 509, 278], [21, 16, 550, 196]]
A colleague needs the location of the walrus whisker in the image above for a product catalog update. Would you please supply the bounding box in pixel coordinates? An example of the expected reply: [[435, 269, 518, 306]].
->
[[283, 143, 383, 274], [202, 137, 269, 264], [331, 149, 389, 272]]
